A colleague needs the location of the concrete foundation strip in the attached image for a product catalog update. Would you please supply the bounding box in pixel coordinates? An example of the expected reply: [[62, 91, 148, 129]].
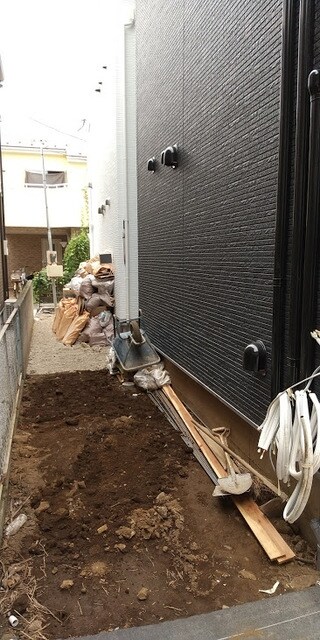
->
[[161, 384, 295, 564]]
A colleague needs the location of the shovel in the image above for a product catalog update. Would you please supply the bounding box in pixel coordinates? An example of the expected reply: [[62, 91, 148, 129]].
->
[[207, 427, 252, 496]]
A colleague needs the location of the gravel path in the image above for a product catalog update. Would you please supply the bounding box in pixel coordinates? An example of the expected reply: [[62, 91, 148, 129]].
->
[[27, 312, 109, 375]]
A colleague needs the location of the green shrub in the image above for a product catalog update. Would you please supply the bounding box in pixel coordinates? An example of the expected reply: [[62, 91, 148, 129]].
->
[[32, 269, 66, 303], [33, 232, 90, 303], [63, 231, 90, 281]]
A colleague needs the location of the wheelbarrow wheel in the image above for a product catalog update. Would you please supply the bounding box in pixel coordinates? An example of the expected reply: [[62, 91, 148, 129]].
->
[[130, 320, 143, 344]]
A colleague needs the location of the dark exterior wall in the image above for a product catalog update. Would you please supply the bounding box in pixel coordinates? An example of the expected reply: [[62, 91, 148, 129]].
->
[[312, 0, 320, 377], [137, 0, 283, 425]]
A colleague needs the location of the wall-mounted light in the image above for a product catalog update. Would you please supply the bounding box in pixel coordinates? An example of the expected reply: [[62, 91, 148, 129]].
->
[[98, 201, 110, 215], [147, 157, 156, 172], [161, 144, 178, 169]]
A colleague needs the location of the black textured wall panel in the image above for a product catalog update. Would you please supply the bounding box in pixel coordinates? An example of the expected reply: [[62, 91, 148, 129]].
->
[[137, 0, 283, 425], [313, 0, 320, 377]]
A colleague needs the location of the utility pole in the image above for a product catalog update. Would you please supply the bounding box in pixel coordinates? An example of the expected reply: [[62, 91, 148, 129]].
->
[[40, 141, 57, 307]]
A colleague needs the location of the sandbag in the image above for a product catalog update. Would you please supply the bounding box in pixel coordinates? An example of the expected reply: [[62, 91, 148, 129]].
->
[[79, 274, 96, 300], [55, 301, 78, 341], [86, 316, 102, 337], [62, 311, 90, 346], [53, 297, 75, 335], [77, 331, 90, 343], [52, 300, 64, 333], [134, 364, 171, 390], [90, 305, 108, 317], [86, 316, 107, 346], [65, 276, 82, 294], [87, 260, 100, 275], [100, 311, 114, 341], [85, 293, 103, 312], [89, 332, 108, 346], [91, 277, 114, 296], [93, 264, 114, 278], [99, 292, 114, 308], [99, 310, 112, 327]]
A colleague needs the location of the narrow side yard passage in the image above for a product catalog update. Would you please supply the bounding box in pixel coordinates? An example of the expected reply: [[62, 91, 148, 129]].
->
[[27, 313, 108, 376], [0, 370, 319, 639]]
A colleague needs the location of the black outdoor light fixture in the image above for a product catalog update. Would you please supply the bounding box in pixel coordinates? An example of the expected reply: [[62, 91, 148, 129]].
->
[[147, 157, 156, 172], [243, 340, 267, 376], [161, 144, 178, 168]]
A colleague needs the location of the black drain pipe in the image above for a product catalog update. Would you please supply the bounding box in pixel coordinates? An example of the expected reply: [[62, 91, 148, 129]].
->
[[271, 0, 296, 398], [300, 69, 320, 379], [287, 0, 315, 384]]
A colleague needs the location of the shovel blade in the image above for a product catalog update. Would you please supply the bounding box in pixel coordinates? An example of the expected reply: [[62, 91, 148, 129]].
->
[[212, 485, 231, 498], [217, 473, 252, 495]]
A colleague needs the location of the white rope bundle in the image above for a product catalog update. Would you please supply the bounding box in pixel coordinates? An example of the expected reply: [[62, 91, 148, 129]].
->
[[258, 352, 320, 523]]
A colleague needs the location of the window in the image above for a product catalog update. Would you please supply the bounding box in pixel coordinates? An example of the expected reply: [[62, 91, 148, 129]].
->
[[25, 170, 67, 187]]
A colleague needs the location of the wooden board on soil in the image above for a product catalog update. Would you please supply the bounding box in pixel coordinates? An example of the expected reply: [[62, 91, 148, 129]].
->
[[0, 370, 317, 640]]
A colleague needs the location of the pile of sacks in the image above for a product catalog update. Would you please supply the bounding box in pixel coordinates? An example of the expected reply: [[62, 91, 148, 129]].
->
[[52, 257, 114, 347]]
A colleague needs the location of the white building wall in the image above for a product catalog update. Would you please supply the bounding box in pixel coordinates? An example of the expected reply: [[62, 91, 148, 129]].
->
[[3, 148, 87, 229], [88, 0, 138, 323]]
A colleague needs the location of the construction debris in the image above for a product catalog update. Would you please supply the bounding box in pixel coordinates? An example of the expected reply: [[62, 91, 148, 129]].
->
[[259, 580, 280, 594], [52, 256, 114, 347], [5, 514, 27, 537]]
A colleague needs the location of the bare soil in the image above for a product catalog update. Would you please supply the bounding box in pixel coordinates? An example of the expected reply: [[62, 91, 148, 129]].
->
[[0, 370, 318, 640]]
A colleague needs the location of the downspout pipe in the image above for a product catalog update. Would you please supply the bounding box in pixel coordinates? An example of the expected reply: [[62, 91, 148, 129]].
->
[[287, 0, 315, 384], [0, 127, 9, 301], [271, 0, 296, 398], [300, 69, 320, 379], [123, 14, 136, 324]]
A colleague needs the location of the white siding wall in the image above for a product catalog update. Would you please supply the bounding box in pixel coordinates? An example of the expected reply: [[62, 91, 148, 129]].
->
[[88, 0, 138, 322], [3, 150, 87, 229]]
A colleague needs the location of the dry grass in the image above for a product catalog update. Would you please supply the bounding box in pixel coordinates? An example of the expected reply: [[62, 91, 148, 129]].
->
[[0, 554, 61, 640]]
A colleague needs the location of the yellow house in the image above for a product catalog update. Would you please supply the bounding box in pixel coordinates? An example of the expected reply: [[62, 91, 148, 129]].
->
[[2, 142, 87, 282]]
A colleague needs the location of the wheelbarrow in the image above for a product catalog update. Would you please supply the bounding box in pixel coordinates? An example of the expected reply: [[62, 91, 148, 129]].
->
[[112, 318, 161, 373]]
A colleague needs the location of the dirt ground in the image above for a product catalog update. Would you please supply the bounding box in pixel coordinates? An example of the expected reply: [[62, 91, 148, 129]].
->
[[0, 369, 319, 640]]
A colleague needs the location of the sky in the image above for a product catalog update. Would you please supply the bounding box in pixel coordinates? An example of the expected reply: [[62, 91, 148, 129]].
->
[[0, 0, 122, 147]]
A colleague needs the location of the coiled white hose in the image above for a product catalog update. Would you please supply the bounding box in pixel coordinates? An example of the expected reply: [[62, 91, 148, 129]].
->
[[258, 364, 320, 523]]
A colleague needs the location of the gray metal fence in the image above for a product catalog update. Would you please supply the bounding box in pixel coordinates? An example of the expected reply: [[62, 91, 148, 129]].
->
[[0, 282, 34, 527]]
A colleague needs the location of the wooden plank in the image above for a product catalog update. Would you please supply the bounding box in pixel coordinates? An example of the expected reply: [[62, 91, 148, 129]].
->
[[233, 495, 295, 562], [162, 385, 295, 564], [194, 427, 294, 562], [163, 385, 227, 477]]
